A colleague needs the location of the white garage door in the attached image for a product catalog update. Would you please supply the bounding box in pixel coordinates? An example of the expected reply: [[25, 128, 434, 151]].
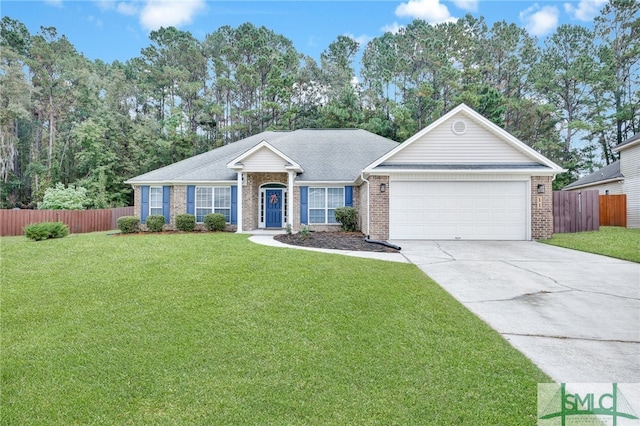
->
[[390, 181, 528, 240]]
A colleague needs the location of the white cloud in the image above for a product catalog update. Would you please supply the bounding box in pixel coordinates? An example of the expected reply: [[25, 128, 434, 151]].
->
[[395, 0, 456, 24], [139, 0, 206, 31], [381, 22, 404, 34], [345, 33, 372, 47], [564, 0, 608, 21], [520, 3, 559, 36], [453, 0, 478, 12], [44, 0, 63, 7], [116, 2, 139, 16]]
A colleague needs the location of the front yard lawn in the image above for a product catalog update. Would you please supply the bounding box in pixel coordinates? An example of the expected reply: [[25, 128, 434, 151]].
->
[[542, 226, 640, 263], [1, 232, 549, 425]]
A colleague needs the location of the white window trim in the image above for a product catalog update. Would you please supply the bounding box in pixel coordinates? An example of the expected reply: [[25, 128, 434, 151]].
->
[[149, 186, 163, 216], [308, 187, 345, 225], [195, 186, 232, 223]]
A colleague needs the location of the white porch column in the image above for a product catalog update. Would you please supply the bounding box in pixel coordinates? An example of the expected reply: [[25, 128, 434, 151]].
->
[[288, 171, 295, 229], [236, 172, 243, 232]]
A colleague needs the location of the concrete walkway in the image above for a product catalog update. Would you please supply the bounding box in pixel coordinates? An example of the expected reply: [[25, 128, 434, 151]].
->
[[393, 240, 640, 383], [250, 234, 640, 383]]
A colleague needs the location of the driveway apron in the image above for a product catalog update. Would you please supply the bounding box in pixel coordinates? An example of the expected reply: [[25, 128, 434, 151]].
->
[[393, 240, 640, 383]]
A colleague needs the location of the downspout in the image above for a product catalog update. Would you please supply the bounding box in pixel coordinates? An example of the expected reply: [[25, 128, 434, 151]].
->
[[360, 170, 400, 251], [360, 170, 400, 250], [360, 170, 371, 237]]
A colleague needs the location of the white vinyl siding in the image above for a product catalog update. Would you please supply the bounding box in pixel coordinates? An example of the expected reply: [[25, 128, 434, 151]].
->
[[390, 180, 528, 240], [309, 187, 344, 224], [195, 186, 231, 223], [240, 147, 289, 172], [387, 113, 533, 164], [149, 186, 163, 216], [620, 144, 640, 228]]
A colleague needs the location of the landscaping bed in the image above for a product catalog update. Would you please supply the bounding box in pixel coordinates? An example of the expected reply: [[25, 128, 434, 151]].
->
[[274, 231, 399, 252]]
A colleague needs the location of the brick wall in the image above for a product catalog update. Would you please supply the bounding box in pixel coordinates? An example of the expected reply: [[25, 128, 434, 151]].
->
[[368, 175, 390, 240], [531, 176, 554, 239], [243, 172, 288, 231]]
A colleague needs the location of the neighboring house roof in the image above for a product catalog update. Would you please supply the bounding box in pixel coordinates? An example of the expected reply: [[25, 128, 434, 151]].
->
[[364, 103, 565, 175], [125, 129, 399, 184], [613, 133, 640, 152], [563, 161, 624, 190]]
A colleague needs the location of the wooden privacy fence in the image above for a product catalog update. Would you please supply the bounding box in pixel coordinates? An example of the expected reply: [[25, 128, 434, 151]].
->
[[599, 194, 626, 227], [0, 207, 134, 237], [553, 190, 599, 233]]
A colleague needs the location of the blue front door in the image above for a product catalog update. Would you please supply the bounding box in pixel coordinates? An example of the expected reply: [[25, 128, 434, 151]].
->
[[265, 189, 283, 228]]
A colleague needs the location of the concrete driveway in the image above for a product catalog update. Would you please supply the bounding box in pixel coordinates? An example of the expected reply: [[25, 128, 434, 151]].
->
[[392, 240, 640, 383]]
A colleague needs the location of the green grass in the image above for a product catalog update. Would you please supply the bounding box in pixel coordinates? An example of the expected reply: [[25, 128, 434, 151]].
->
[[1, 232, 550, 425], [542, 226, 640, 263]]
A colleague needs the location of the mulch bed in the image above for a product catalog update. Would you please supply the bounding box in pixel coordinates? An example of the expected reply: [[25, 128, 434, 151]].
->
[[274, 232, 399, 252]]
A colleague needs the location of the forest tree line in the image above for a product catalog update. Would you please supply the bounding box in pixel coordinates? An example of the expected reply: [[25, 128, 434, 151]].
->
[[1, 0, 638, 209]]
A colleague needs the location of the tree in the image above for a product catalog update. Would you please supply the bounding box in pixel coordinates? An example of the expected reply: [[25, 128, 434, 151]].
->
[[594, 0, 640, 152], [40, 182, 90, 210]]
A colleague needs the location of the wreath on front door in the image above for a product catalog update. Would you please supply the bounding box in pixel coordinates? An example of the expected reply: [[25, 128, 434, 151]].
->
[[269, 193, 279, 204]]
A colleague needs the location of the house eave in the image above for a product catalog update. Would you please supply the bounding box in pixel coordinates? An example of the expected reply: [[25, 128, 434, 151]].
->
[[365, 167, 565, 176], [563, 178, 624, 191], [125, 180, 236, 187]]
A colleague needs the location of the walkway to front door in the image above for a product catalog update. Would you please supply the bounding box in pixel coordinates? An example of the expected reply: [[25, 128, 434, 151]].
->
[[265, 189, 283, 228]]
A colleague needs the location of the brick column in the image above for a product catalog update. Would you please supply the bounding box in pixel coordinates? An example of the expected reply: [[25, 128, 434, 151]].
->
[[531, 176, 553, 239], [369, 175, 390, 240]]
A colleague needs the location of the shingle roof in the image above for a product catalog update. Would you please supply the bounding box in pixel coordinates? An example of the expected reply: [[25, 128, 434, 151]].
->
[[564, 161, 623, 189], [613, 133, 640, 151], [126, 129, 399, 184]]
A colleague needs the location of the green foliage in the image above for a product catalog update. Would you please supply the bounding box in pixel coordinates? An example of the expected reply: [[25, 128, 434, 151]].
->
[[542, 227, 640, 263], [145, 215, 165, 232], [116, 216, 140, 234], [299, 223, 310, 237], [23, 222, 69, 241], [204, 213, 226, 231], [39, 183, 90, 210], [175, 214, 196, 232], [334, 206, 358, 232]]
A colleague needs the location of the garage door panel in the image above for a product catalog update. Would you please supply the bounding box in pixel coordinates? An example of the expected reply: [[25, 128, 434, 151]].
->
[[390, 181, 527, 240]]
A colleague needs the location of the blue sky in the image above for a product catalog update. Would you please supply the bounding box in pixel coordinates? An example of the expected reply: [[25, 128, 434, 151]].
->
[[3, 0, 606, 64]]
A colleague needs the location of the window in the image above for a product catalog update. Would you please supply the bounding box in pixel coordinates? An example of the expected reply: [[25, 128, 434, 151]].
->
[[195, 187, 231, 223], [309, 187, 344, 224], [149, 187, 163, 216]]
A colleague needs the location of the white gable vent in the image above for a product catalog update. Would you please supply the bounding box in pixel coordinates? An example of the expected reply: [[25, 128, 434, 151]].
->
[[452, 119, 467, 135]]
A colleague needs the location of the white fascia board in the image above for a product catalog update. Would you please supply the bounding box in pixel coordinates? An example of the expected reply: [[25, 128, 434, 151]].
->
[[612, 138, 640, 152], [295, 181, 356, 186], [564, 178, 624, 191], [124, 180, 236, 186], [366, 168, 563, 176], [226, 140, 303, 172]]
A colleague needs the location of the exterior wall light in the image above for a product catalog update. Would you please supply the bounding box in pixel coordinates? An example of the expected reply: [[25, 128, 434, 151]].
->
[[537, 184, 545, 194], [380, 183, 387, 193]]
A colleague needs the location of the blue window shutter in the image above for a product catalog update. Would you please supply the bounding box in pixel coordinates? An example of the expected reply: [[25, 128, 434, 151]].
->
[[141, 186, 149, 223], [231, 186, 237, 225], [345, 186, 353, 207], [300, 186, 308, 224], [186, 185, 195, 215], [163, 186, 171, 223]]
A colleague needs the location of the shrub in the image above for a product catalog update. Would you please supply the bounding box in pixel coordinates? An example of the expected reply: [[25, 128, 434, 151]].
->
[[334, 207, 358, 232], [24, 222, 70, 241], [146, 215, 165, 232], [176, 214, 196, 232], [204, 213, 226, 232], [299, 223, 310, 237], [40, 183, 90, 210], [117, 216, 140, 234]]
